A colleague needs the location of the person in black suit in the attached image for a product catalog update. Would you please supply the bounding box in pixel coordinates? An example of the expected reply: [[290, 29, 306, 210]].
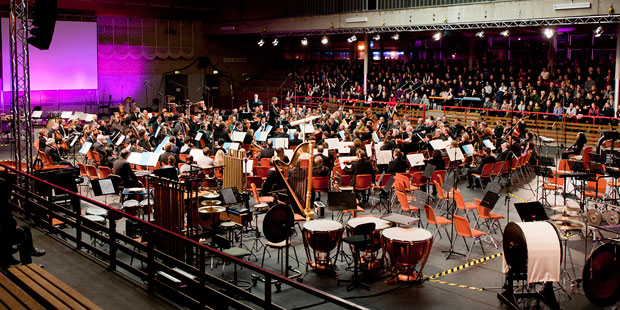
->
[[258, 140, 275, 160], [344, 149, 375, 202], [562, 132, 587, 159], [113, 149, 142, 188], [496, 142, 511, 161], [388, 148, 409, 174], [467, 147, 496, 188], [427, 149, 446, 171], [158, 142, 178, 165], [43, 139, 72, 166], [312, 156, 330, 177], [268, 97, 279, 127], [507, 135, 522, 157], [314, 144, 331, 169], [93, 135, 114, 167], [289, 131, 303, 147]]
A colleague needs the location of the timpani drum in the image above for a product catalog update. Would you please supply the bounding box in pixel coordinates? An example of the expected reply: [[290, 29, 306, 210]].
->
[[347, 217, 391, 268], [582, 242, 620, 307], [122, 199, 140, 216], [254, 203, 269, 213], [302, 219, 344, 270], [381, 227, 433, 282]]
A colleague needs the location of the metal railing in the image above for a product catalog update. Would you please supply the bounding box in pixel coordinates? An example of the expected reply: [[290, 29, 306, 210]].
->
[[1, 163, 367, 310]]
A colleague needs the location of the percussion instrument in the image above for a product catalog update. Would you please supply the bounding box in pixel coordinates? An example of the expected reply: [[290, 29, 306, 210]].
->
[[254, 203, 269, 213], [381, 227, 433, 282], [549, 214, 581, 221], [587, 209, 603, 226], [503, 221, 561, 283], [582, 242, 620, 307], [84, 215, 105, 223], [302, 219, 344, 270], [127, 187, 144, 194], [86, 207, 107, 217], [550, 205, 580, 213], [108, 202, 122, 210], [202, 191, 220, 199], [200, 200, 222, 206], [122, 199, 140, 216], [347, 217, 391, 268], [605, 210, 620, 226]]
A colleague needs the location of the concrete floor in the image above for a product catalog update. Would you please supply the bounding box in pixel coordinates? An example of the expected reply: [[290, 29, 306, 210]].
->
[[4, 144, 615, 310]]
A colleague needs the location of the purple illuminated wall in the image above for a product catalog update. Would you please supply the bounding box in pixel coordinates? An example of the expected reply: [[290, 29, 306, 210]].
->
[[1, 19, 98, 91]]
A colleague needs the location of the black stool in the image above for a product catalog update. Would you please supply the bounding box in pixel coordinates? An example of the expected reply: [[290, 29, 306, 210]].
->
[[338, 222, 375, 291]]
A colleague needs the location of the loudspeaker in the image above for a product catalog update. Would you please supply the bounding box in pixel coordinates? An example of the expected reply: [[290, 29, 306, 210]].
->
[[28, 0, 58, 50], [164, 74, 188, 105]]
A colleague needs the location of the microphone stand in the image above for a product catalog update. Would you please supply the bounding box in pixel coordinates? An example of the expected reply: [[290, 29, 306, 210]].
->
[[444, 147, 465, 259]]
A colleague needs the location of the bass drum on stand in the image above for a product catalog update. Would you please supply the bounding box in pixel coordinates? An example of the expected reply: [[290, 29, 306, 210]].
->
[[582, 242, 620, 307]]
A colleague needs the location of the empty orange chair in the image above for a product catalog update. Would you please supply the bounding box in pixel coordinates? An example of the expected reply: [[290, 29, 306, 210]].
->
[[474, 198, 504, 234], [85, 164, 99, 181], [254, 166, 270, 180], [251, 183, 274, 204], [410, 172, 425, 189], [246, 176, 264, 192], [453, 215, 486, 260], [395, 190, 419, 218], [260, 157, 272, 167], [453, 191, 477, 221], [311, 176, 330, 192], [491, 161, 504, 179], [424, 204, 451, 239], [584, 178, 607, 199], [98, 166, 112, 179]]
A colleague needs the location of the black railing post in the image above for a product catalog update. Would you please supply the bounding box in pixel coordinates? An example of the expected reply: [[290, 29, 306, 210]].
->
[[146, 226, 156, 292], [265, 274, 272, 308], [199, 247, 206, 308], [108, 212, 117, 271]]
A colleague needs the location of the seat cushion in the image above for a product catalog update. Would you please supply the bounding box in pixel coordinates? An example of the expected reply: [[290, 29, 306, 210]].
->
[[343, 235, 369, 246], [435, 216, 451, 225], [470, 228, 486, 237], [224, 247, 252, 257]]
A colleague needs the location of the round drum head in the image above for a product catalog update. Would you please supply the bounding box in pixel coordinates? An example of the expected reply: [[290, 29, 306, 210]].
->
[[263, 204, 294, 243], [604, 211, 620, 226], [587, 209, 603, 226], [503, 222, 529, 274], [583, 243, 620, 307]]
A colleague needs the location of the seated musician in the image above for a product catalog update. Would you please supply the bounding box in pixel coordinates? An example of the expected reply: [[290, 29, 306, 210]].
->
[[213, 150, 225, 166], [162, 156, 178, 175], [562, 132, 587, 159], [349, 138, 363, 156], [289, 131, 303, 147], [387, 148, 409, 174], [158, 143, 178, 164], [43, 139, 72, 166], [243, 129, 255, 145], [467, 147, 496, 188], [112, 149, 142, 188], [179, 136, 193, 154], [258, 139, 275, 160], [507, 135, 522, 157], [37, 129, 47, 151], [136, 129, 153, 151], [312, 156, 330, 177], [496, 142, 511, 161], [275, 147, 289, 163], [344, 149, 375, 187], [196, 147, 214, 167], [93, 135, 115, 167], [428, 150, 446, 170], [314, 144, 332, 170]]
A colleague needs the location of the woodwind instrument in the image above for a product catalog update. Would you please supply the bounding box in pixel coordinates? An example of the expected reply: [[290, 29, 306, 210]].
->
[[273, 141, 315, 220]]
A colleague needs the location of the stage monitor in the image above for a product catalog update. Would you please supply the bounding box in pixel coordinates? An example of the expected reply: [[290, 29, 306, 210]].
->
[[514, 201, 548, 222], [1, 19, 98, 91]]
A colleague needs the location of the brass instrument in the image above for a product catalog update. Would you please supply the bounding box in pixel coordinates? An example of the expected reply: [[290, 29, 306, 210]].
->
[[273, 141, 315, 220]]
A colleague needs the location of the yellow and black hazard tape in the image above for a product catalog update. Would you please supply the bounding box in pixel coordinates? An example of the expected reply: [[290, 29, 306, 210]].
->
[[507, 192, 528, 203], [427, 279, 484, 291], [425, 252, 504, 280]]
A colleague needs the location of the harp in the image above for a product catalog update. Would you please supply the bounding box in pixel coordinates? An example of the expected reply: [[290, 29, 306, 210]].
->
[[273, 141, 315, 220]]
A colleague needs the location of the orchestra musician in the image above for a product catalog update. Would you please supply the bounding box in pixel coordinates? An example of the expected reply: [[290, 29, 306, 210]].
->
[[112, 149, 142, 188], [467, 147, 496, 188], [268, 97, 279, 127], [258, 140, 275, 160], [343, 149, 374, 202], [43, 139, 72, 166], [93, 134, 115, 167], [387, 148, 409, 174], [562, 132, 587, 159]]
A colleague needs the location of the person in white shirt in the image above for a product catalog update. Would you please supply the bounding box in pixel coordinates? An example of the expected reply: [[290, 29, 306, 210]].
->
[[196, 147, 214, 167], [180, 155, 198, 174]]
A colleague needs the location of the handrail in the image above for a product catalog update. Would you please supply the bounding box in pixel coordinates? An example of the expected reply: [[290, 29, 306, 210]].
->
[[0, 163, 367, 310], [442, 105, 620, 122]]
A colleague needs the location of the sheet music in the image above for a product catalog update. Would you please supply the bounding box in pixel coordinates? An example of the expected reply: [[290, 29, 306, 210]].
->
[[461, 144, 474, 156], [376, 150, 392, 165], [79, 142, 92, 154], [429, 139, 447, 150], [127, 152, 142, 165], [365, 144, 372, 157], [61, 111, 73, 119], [32, 111, 42, 118], [324, 138, 339, 150], [482, 139, 496, 150], [189, 148, 207, 163], [70, 135, 79, 147], [194, 132, 202, 141], [154, 126, 161, 138], [85, 114, 96, 122], [289, 129, 297, 140], [284, 149, 294, 160], [115, 135, 125, 146], [146, 152, 159, 167], [231, 131, 246, 142], [313, 149, 328, 156], [256, 131, 269, 142], [372, 132, 380, 143], [154, 136, 169, 154], [99, 178, 115, 195], [274, 138, 288, 149], [337, 141, 353, 154], [338, 156, 357, 170], [407, 153, 425, 166], [339, 131, 345, 139], [446, 147, 465, 161], [302, 123, 314, 134], [243, 159, 254, 175]]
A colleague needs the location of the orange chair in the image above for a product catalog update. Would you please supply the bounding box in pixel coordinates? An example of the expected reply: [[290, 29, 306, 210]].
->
[[259, 157, 272, 167], [311, 176, 330, 192], [395, 190, 419, 218], [410, 172, 425, 189], [254, 166, 270, 181], [87, 150, 101, 165], [98, 166, 112, 179], [474, 198, 504, 234], [85, 164, 99, 181], [491, 161, 504, 181], [246, 176, 264, 192], [178, 153, 188, 162], [250, 183, 274, 204], [424, 204, 451, 239], [471, 163, 493, 189], [355, 174, 373, 202], [430, 170, 446, 187], [452, 215, 486, 260], [453, 191, 477, 221], [394, 173, 413, 193], [584, 178, 607, 200]]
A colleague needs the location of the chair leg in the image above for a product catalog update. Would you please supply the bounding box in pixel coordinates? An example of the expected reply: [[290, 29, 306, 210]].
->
[[466, 239, 475, 261], [462, 236, 470, 251], [479, 237, 486, 257], [261, 246, 267, 268]]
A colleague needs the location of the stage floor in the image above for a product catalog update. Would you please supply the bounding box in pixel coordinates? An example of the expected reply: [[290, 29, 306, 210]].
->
[[4, 145, 613, 310]]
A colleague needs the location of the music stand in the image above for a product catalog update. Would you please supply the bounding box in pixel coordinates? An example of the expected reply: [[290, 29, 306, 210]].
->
[[422, 164, 436, 194], [91, 178, 119, 204], [514, 202, 548, 222], [481, 182, 501, 210], [328, 192, 357, 221], [411, 190, 429, 210], [221, 187, 239, 205]]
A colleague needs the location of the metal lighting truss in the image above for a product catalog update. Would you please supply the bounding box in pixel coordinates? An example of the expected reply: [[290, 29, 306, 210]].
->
[[9, 0, 33, 172], [264, 14, 620, 37]]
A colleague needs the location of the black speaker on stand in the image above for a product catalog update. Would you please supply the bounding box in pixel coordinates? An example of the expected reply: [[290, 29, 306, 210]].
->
[[28, 0, 58, 50]]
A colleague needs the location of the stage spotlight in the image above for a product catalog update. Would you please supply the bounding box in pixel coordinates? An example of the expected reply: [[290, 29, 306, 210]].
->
[[432, 32, 441, 41], [475, 31, 484, 38], [258, 39, 265, 46], [351, 35, 357, 42], [391, 33, 399, 40], [272, 38, 279, 46], [544, 28, 554, 39], [500, 30, 510, 37], [321, 36, 329, 44], [594, 26, 603, 37], [373, 34, 380, 40], [301, 37, 308, 46]]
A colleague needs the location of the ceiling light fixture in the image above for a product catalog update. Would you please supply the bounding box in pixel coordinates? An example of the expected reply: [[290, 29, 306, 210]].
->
[[321, 36, 329, 44], [373, 34, 380, 41], [391, 33, 399, 40], [500, 30, 510, 37], [594, 26, 603, 37], [257, 39, 264, 46], [475, 31, 484, 38], [432, 32, 442, 41], [301, 37, 308, 46], [272, 38, 279, 46], [544, 28, 554, 39]]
